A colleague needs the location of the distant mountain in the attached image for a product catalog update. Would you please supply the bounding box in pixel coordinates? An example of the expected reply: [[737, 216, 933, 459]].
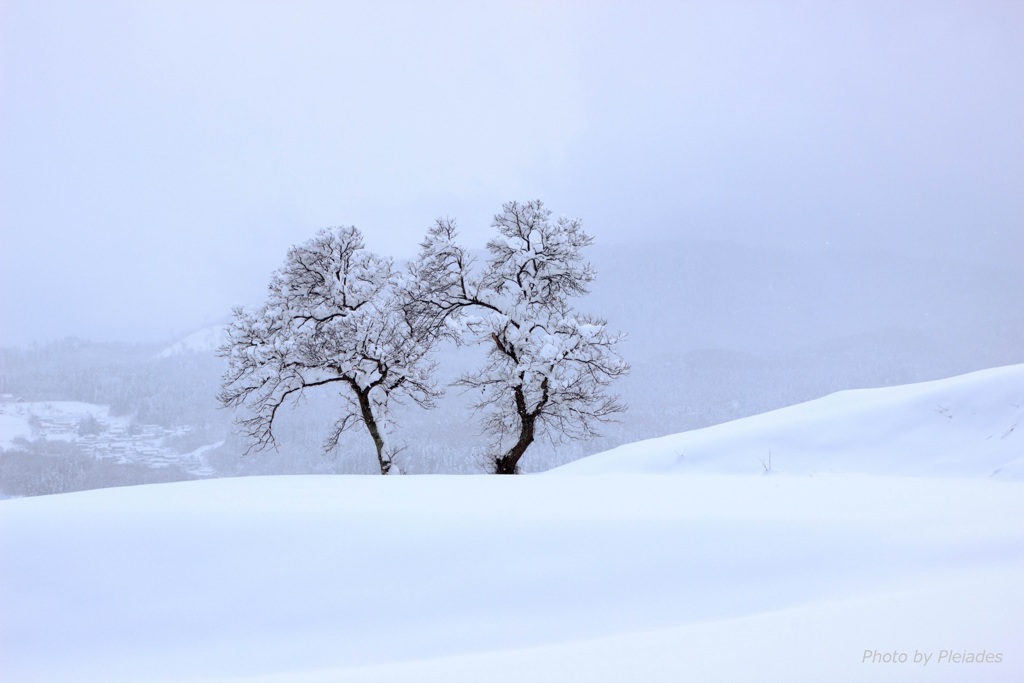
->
[[585, 240, 1024, 362], [156, 325, 228, 358]]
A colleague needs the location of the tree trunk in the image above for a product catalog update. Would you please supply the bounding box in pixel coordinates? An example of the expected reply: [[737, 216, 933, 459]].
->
[[355, 387, 391, 475], [494, 416, 534, 474], [494, 386, 536, 474]]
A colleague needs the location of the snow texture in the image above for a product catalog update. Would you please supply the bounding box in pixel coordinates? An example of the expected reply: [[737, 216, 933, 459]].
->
[[2, 365, 1023, 682], [552, 363, 1024, 479]]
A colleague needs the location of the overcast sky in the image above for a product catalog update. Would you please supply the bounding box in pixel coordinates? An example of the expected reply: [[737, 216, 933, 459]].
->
[[2, 0, 1022, 345]]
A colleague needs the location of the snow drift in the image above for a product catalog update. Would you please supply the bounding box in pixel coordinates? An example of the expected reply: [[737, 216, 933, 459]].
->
[[553, 363, 1024, 478]]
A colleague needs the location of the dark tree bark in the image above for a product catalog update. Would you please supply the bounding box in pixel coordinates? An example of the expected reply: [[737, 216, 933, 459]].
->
[[493, 378, 546, 474], [493, 412, 535, 474], [353, 381, 391, 475]]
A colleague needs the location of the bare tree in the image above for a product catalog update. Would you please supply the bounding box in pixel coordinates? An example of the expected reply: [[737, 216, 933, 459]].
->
[[218, 226, 437, 475], [409, 200, 628, 474]]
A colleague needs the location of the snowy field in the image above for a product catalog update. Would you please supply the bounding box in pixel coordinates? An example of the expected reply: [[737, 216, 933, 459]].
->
[[2, 365, 1023, 682]]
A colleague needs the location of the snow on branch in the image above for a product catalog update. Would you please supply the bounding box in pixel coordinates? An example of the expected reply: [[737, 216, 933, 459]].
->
[[411, 200, 628, 474], [219, 226, 439, 474]]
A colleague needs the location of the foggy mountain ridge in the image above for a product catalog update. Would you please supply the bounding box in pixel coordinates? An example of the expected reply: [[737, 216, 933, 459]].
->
[[2, 239, 1021, 482], [155, 325, 229, 359], [162, 239, 1023, 360], [586, 240, 1024, 357]]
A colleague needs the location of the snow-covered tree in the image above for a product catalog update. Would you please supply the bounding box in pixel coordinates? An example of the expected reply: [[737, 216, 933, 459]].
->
[[409, 200, 628, 474], [218, 226, 437, 475]]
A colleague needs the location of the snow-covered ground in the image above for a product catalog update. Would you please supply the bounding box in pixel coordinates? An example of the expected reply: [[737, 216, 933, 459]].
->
[[2, 365, 1022, 682]]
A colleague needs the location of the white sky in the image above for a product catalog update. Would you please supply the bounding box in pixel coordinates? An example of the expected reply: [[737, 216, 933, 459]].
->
[[2, 0, 1022, 345]]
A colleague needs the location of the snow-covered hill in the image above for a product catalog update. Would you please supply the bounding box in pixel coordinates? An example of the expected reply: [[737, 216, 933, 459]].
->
[[553, 363, 1024, 479], [155, 325, 227, 358], [2, 365, 1023, 682]]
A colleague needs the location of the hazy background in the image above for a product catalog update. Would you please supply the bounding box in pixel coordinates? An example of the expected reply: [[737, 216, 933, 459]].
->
[[2, 0, 1022, 346]]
